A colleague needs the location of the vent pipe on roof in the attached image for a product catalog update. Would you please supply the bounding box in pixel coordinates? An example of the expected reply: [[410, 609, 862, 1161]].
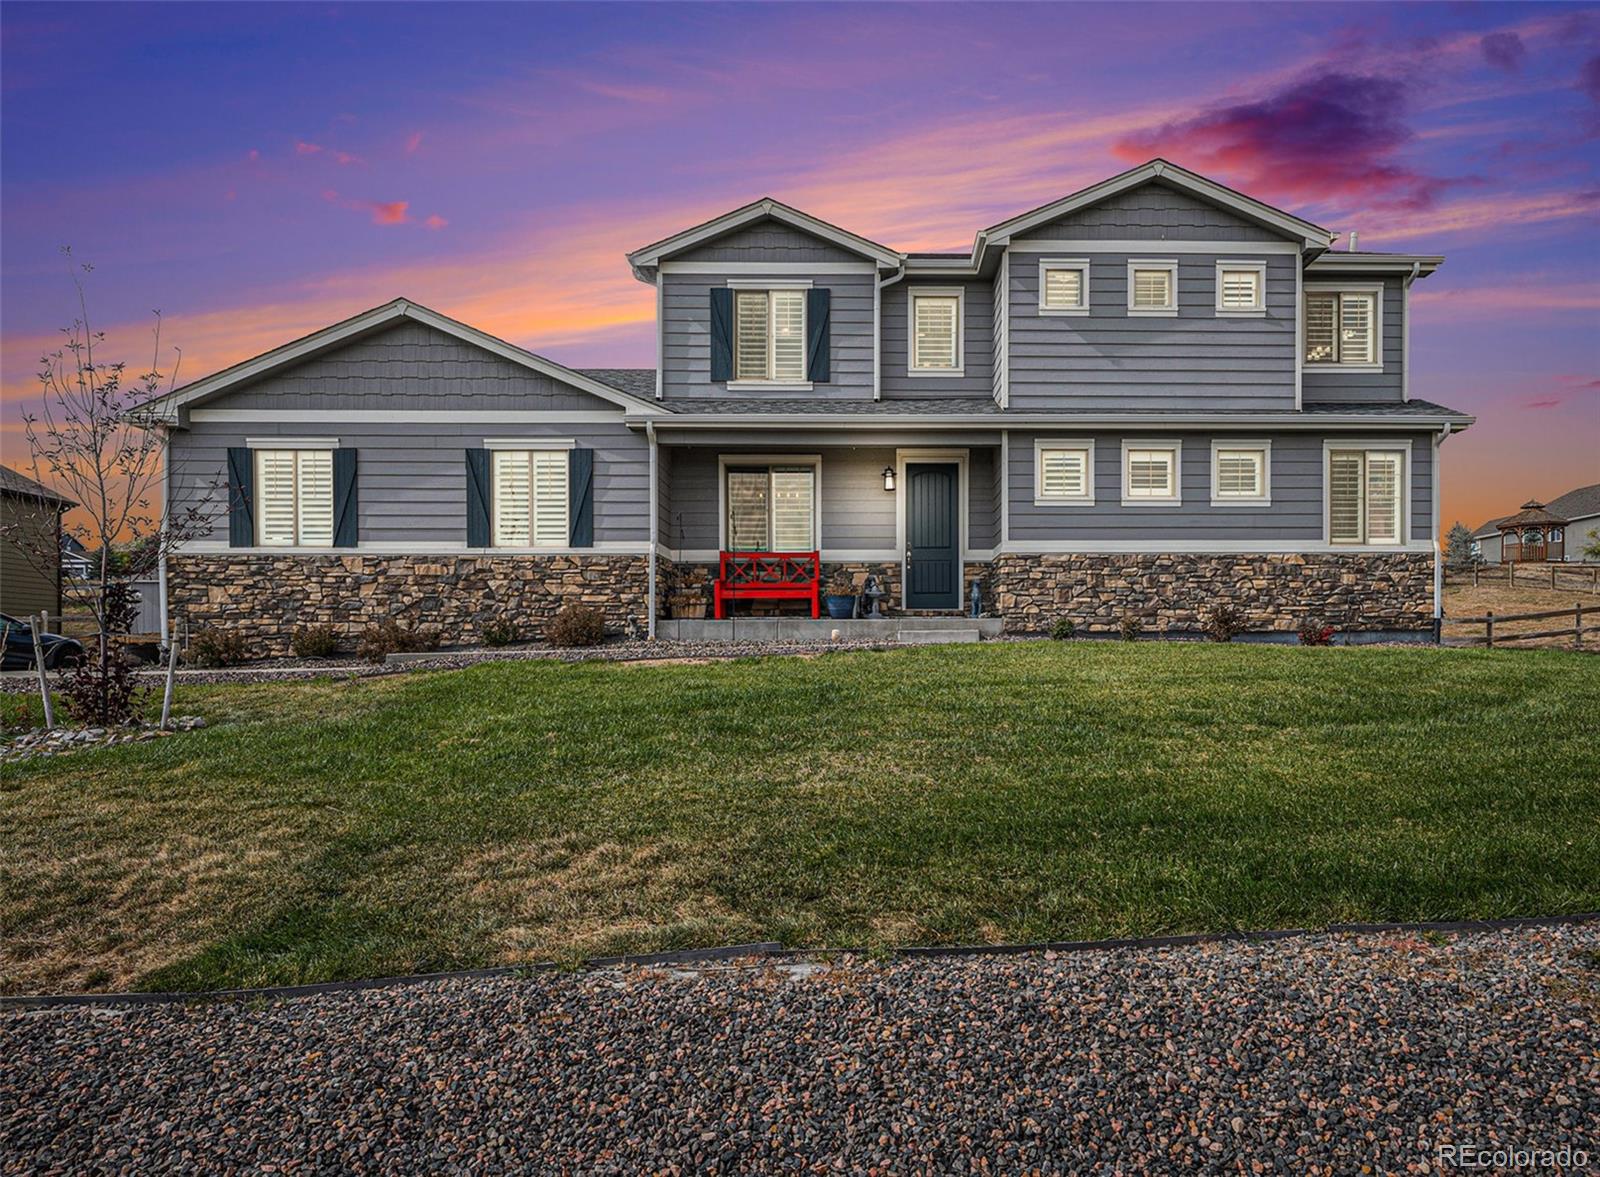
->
[[1348, 231, 1359, 252]]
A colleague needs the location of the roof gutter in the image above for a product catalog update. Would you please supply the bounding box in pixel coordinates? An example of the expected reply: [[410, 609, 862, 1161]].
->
[[629, 410, 1477, 431]]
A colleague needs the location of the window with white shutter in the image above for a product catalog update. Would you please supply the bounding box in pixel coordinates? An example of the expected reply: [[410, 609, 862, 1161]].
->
[[1211, 442, 1270, 505], [1122, 442, 1181, 505], [492, 449, 569, 547], [1216, 262, 1266, 314], [1327, 448, 1405, 545], [1035, 441, 1094, 505], [732, 289, 807, 383], [1305, 288, 1379, 366], [255, 449, 334, 547], [1127, 261, 1177, 314], [1038, 261, 1089, 314], [723, 462, 817, 551], [909, 289, 962, 373]]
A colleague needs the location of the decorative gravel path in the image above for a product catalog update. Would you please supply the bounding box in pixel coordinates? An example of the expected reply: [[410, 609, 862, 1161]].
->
[[4, 924, 1597, 1173]]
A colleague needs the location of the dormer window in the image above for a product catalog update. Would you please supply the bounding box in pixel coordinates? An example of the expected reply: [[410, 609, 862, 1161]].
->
[[734, 288, 807, 384]]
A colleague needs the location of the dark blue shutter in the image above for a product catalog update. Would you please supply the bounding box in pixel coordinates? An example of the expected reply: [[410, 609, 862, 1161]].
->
[[709, 288, 734, 383], [568, 447, 594, 548], [226, 447, 254, 548], [465, 449, 491, 547], [333, 449, 358, 548], [806, 288, 831, 383]]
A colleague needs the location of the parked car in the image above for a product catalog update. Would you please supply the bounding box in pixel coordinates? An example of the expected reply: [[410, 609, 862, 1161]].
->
[[1, 613, 85, 670]]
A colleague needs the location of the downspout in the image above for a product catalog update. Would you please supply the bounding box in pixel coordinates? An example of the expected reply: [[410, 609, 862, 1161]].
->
[[1432, 421, 1452, 643], [157, 424, 171, 649], [646, 420, 658, 641], [874, 262, 906, 402], [1401, 261, 1421, 403]]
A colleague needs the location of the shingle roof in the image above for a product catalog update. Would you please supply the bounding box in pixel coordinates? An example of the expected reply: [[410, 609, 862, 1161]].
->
[[1472, 515, 1509, 539], [0, 465, 74, 506], [575, 368, 656, 399], [1548, 482, 1600, 521]]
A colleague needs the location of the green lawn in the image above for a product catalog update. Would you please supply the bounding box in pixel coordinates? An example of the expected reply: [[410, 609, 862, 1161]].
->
[[3, 643, 1597, 994]]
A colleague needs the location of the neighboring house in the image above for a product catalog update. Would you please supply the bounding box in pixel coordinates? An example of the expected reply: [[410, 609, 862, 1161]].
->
[[1472, 483, 1600, 563], [60, 534, 94, 580], [0, 465, 74, 620], [136, 159, 1473, 651]]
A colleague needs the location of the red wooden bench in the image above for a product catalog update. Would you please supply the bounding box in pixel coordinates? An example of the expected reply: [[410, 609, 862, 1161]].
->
[[713, 551, 820, 619]]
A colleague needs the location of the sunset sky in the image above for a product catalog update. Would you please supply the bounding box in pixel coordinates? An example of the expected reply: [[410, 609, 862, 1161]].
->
[[2, 1, 1596, 535]]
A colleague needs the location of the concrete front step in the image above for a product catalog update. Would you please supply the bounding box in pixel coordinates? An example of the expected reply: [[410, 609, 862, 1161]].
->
[[657, 617, 1002, 643], [896, 628, 982, 644]]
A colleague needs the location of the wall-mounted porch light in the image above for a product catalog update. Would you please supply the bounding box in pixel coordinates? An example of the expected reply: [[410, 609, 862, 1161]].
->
[[882, 466, 896, 492]]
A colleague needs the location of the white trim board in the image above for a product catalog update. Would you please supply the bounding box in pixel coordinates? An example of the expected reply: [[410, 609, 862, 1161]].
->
[[176, 541, 649, 556], [661, 262, 876, 275], [1009, 239, 1302, 255], [191, 409, 627, 424], [244, 436, 338, 449], [626, 197, 901, 269], [997, 541, 1434, 555]]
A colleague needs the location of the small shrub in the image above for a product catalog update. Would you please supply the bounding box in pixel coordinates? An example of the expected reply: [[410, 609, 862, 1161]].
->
[[356, 619, 441, 663], [546, 604, 606, 648], [187, 627, 249, 668], [1118, 614, 1141, 642], [290, 624, 341, 659], [60, 650, 147, 726], [1050, 617, 1076, 641], [1204, 602, 1248, 643], [826, 569, 856, 597], [2, 695, 33, 734], [1298, 618, 1336, 646], [481, 618, 518, 648]]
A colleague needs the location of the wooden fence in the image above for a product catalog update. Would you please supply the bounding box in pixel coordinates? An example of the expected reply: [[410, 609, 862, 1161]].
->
[[1444, 563, 1600, 593], [1445, 603, 1598, 649]]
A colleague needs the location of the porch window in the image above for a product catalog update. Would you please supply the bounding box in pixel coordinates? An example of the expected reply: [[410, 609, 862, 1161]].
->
[[1306, 289, 1378, 365], [492, 449, 569, 547], [734, 289, 806, 383], [726, 466, 816, 551], [255, 448, 334, 547], [1328, 448, 1404, 545]]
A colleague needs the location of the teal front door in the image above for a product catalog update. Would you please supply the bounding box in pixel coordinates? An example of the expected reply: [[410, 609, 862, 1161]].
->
[[905, 462, 960, 609]]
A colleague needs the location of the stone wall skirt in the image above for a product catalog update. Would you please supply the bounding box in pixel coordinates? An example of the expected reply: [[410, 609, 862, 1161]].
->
[[169, 553, 648, 654], [989, 552, 1434, 635]]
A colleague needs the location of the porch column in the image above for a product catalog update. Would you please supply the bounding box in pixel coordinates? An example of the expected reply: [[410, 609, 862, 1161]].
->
[[646, 421, 658, 640]]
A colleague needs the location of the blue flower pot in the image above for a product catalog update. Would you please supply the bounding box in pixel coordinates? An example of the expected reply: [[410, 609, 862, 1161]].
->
[[825, 594, 857, 619]]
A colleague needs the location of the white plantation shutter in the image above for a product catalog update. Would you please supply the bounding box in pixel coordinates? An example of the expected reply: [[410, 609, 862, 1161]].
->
[[1305, 294, 1336, 362], [912, 294, 959, 369], [1339, 293, 1375, 364], [1328, 452, 1364, 543], [493, 452, 532, 546], [1365, 451, 1401, 543], [1220, 269, 1261, 310], [1043, 268, 1083, 310], [295, 450, 334, 546], [1132, 268, 1173, 309], [532, 451, 569, 547], [256, 451, 299, 546], [771, 290, 806, 383], [1039, 449, 1089, 499], [770, 467, 815, 550], [1214, 449, 1264, 498], [734, 291, 769, 381], [727, 470, 770, 550], [1125, 448, 1176, 498]]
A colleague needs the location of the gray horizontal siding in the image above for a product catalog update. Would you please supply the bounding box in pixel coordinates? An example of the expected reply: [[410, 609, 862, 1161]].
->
[[171, 419, 648, 547], [1005, 250, 1298, 411], [1012, 181, 1285, 243], [222, 321, 610, 412], [880, 280, 995, 398], [661, 271, 874, 400], [1301, 273, 1405, 403], [674, 218, 865, 264], [1008, 430, 1435, 544]]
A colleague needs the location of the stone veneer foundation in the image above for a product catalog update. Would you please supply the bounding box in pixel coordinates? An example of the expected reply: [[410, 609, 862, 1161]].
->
[[988, 551, 1435, 635], [168, 554, 649, 655]]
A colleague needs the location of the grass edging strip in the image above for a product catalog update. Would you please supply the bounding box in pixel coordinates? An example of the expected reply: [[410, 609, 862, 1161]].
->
[[4, 916, 1595, 1012]]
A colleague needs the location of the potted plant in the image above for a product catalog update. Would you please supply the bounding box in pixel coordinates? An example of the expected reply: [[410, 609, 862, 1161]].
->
[[824, 569, 858, 619]]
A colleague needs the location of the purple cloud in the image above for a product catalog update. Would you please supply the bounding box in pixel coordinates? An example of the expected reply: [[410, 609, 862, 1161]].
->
[[1581, 55, 1600, 103], [1480, 32, 1526, 73]]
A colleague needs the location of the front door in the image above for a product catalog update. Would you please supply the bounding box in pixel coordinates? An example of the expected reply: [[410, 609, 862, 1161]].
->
[[905, 462, 960, 609]]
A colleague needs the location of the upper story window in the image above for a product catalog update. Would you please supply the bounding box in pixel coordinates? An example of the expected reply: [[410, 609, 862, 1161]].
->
[[1305, 286, 1381, 368], [1038, 260, 1089, 315], [909, 288, 963, 375], [1035, 440, 1095, 505], [492, 448, 569, 547], [734, 288, 807, 384], [1122, 440, 1182, 506], [256, 448, 333, 547], [1327, 446, 1405, 546], [1215, 262, 1266, 315], [1127, 260, 1178, 316], [725, 461, 818, 552], [1211, 441, 1271, 506]]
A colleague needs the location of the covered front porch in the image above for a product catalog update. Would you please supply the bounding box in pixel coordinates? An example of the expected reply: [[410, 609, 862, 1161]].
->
[[650, 431, 1002, 623]]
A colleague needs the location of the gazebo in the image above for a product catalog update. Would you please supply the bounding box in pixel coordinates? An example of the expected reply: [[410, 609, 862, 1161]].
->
[[1496, 500, 1568, 563]]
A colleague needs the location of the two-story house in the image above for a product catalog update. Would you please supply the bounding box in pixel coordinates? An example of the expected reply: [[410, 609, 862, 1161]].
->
[[141, 159, 1472, 650]]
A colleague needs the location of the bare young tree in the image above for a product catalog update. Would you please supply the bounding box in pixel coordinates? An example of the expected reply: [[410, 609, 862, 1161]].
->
[[3, 251, 220, 723]]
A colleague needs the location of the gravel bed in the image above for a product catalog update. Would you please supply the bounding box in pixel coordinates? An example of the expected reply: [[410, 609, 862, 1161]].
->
[[4, 924, 1596, 1173]]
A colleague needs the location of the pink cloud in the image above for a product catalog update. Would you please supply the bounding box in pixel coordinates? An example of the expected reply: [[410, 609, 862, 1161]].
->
[[423, 214, 448, 230], [295, 140, 323, 156], [404, 131, 424, 155], [363, 200, 410, 226], [296, 140, 361, 165]]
